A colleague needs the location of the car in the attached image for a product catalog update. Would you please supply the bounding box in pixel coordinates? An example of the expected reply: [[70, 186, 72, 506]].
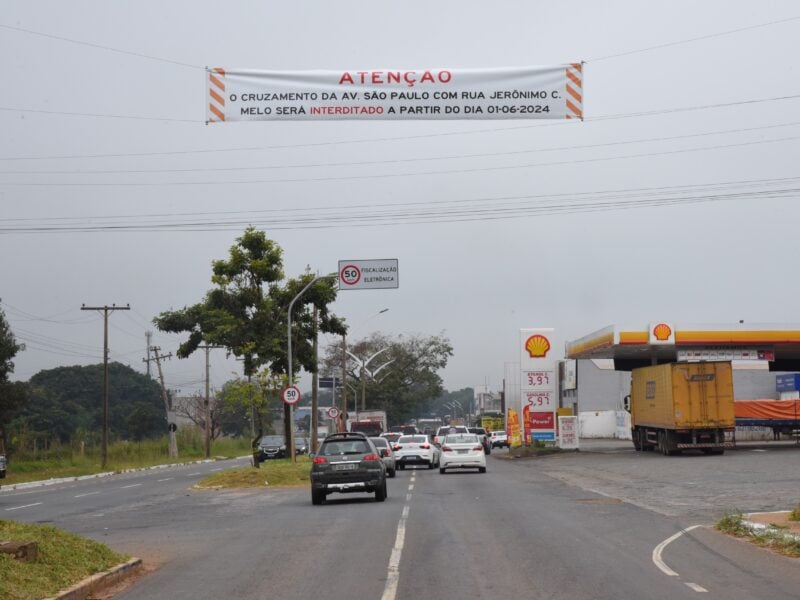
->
[[257, 435, 287, 461], [433, 425, 469, 447], [439, 433, 487, 474], [490, 430, 508, 448], [468, 427, 492, 455], [393, 434, 440, 469], [0, 453, 6, 479], [295, 436, 310, 455], [369, 436, 396, 478], [381, 432, 402, 445], [310, 432, 387, 505]]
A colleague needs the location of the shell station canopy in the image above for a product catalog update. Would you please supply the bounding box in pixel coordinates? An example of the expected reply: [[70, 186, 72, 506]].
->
[[565, 323, 800, 371]]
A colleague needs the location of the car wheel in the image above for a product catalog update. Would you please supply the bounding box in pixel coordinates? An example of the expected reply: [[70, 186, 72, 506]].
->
[[478, 467, 486, 473], [375, 480, 387, 502], [398, 463, 405, 470], [388, 468, 396, 478], [439, 467, 446, 474], [428, 460, 434, 469], [311, 488, 325, 505]]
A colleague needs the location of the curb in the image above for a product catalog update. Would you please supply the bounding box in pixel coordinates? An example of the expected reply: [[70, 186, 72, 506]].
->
[[742, 511, 800, 542], [0, 455, 250, 493], [45, 557, 143, 600]]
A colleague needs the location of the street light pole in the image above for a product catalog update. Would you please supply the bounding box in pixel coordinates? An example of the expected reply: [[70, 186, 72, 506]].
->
[[287, 272, 337, 462]]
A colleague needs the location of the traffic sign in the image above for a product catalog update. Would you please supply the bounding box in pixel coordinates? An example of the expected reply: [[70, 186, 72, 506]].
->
[[282, 386, 301, 405], [327, 406, 340, 419], [338, 259, 399, 290]]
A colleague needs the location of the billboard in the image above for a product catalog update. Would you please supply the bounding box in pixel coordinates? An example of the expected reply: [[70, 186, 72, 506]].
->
[[520, 328, 561, 443], [207, 64, 583, 122]]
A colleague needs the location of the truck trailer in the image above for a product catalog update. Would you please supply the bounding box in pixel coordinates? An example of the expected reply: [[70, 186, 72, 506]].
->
[[629, 361, 735, 455]]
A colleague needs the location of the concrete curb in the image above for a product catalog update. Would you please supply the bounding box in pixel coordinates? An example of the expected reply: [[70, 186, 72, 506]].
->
[[0, 455, 250, 493], [45, 557, 143, 600], [742, 511, 800, 542]]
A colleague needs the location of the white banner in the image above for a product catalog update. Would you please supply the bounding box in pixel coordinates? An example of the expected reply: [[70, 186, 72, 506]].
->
[[206, 64, 583, 122]]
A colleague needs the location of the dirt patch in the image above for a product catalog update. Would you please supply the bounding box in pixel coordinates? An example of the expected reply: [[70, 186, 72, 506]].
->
[[746, 511, 800, 536]]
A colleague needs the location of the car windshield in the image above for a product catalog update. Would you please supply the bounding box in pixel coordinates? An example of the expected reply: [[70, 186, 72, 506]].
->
[[259, 436, 283, 446], [445, 434, 479, 444], [320, 440, 371, 455], [398, 435, 427, 444]]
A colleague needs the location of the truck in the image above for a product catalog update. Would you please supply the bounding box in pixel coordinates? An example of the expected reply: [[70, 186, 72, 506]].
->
[[629, 361, 735, 455], [348, 410, 387, 437]]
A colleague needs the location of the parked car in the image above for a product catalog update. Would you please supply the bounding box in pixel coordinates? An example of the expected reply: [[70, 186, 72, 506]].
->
[[439, 433, 487, 474], [490, 430, 509, 448], [393, 434, 440, 469], [257, 435, 287, 461], [0, 452, 6, 479], [433, 425, 469, 447], [369, 436, 396, 478], [295, 436, 310, 455], [468, 427, 492, 455], [310, 432, 387, 505]]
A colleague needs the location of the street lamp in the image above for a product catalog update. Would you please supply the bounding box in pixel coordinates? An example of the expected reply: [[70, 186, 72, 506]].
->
[[287, 271, 337, 462]]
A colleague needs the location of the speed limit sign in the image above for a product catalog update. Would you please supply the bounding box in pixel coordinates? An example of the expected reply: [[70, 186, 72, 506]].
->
[[327, 406, 340, 419], [282, 386, 301, 405], [339, 264, 361, 286]]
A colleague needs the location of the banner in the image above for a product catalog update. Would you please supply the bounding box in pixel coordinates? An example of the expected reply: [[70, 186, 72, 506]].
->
[[507, 408, 523, 448], [206, 64, 583, 122]]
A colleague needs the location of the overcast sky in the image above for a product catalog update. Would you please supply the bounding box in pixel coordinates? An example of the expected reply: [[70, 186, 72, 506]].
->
[[1, 1, 798, 396]]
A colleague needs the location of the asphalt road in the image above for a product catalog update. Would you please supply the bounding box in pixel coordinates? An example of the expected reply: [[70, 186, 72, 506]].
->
[[2, 445, 799, 599]]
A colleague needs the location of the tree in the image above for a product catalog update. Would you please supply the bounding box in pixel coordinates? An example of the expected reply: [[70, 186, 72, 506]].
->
[[0, 304, 25, 451], [323, 332, 453, 425]]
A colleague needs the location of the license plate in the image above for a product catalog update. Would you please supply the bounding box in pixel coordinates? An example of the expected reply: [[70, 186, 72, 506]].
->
[[334, 463, 357, 471], [457, 449, 468, 454]]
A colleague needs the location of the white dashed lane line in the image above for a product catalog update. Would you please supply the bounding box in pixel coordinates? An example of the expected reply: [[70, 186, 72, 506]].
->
[[119, 483, 143, 489], [74, 491, 101, 498], [187, 472, 202, 476], [4, 502, 43, 512], [157, 478, 173, 482], [685, 583, 708, 593], [210, 468, 223, 472]]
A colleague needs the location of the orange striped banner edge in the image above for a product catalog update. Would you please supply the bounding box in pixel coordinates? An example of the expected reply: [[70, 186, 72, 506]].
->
[[207, 67, 226, 123], [565, 63, 583, 120]]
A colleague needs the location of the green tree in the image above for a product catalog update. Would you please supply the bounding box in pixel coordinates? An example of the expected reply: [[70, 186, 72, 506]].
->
[[0, 304, 25, 451], [324, 332, 453, 425]]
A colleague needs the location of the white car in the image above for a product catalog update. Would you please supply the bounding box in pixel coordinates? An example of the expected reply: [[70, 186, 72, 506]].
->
[[439, 434, 487, 474], [393, 434, 440, 470], [490, 430, 508, 448], [369, 436, 397, 478], [433, 425, 469, 447]]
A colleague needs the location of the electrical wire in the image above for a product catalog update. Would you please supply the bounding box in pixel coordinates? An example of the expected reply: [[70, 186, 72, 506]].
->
[[2, 133, 796, 188]]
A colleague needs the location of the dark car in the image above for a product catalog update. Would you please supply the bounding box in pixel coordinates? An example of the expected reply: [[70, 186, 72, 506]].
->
[[310, 432, 387, 505], [257, 435, 287, 461], [468, 427, 492, 455], [0, 453, 6, 479], [295, 436, 309, 455]]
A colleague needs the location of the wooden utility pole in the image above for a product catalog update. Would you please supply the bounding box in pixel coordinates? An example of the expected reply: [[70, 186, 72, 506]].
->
[[144, 347, 177, 458], [199, 344, 223, 458], [340, 334, 348, 432], [81, 303, 130, 469]]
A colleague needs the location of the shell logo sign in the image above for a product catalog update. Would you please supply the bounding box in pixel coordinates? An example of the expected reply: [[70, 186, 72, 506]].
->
[[525, 334, 551, 358], [649, 322, 675, 345]]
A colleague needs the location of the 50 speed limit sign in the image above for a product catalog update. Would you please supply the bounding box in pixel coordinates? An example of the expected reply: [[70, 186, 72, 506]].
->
[[327, 406, 340, 419], [339, 264, 361, 286], [281, 386, 301, 405]]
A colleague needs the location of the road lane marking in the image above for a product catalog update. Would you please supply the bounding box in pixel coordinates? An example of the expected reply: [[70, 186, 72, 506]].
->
[[187, 472, 201, 476], [652, 525, 703, 576], [74, 491, 101, 498], [157, 478, 173, 482], [210, 468, 222, 472], [5, 502, 43, 511], [686, 583, 708, 592], [408, 484, 414, 491], [120, 484, 142, 489], [381, 504, 411, 600], [406, 493, 412, 501]]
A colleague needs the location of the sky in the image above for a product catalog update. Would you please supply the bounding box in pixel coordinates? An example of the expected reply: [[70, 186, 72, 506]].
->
[[1, 1, 798, 397]]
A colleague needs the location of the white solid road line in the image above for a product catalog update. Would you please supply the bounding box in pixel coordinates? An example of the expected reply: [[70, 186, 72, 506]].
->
[[652, 524, 703, 577], [120, 483, 143, 489], [5, 502, 43, 511], [381, 502, 412, 600], [74, 491, 101, 498], [685, 583, 709, 593], [157, 478, 173, 482]]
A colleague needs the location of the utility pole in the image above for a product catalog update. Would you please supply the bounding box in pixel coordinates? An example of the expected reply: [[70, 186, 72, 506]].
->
[[340, 334, 348, 432], [81, 303, 130, 469], [311, 305, 320, 454], [199, 344, 223, 458], [145, 331, 153, 376], [144, 346, 177, 458]]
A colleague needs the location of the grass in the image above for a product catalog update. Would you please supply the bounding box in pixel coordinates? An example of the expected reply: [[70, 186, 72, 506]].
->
[[0, 520, 128, 600], [503, 444, 563, 458], [1, 434, 252, 486], [716, 512, 800, 558], [196, 456, 312, 489], [790, 502, 800, 522]]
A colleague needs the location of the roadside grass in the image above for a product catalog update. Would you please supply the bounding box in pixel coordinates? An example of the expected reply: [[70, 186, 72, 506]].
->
[[196, 456, 311, 489], [716, 512, 800, 558], [790, 502, 800, 521], [502, 444, 563, 458], [1, 434, 252, 485], [0, 520, 128, 600]]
